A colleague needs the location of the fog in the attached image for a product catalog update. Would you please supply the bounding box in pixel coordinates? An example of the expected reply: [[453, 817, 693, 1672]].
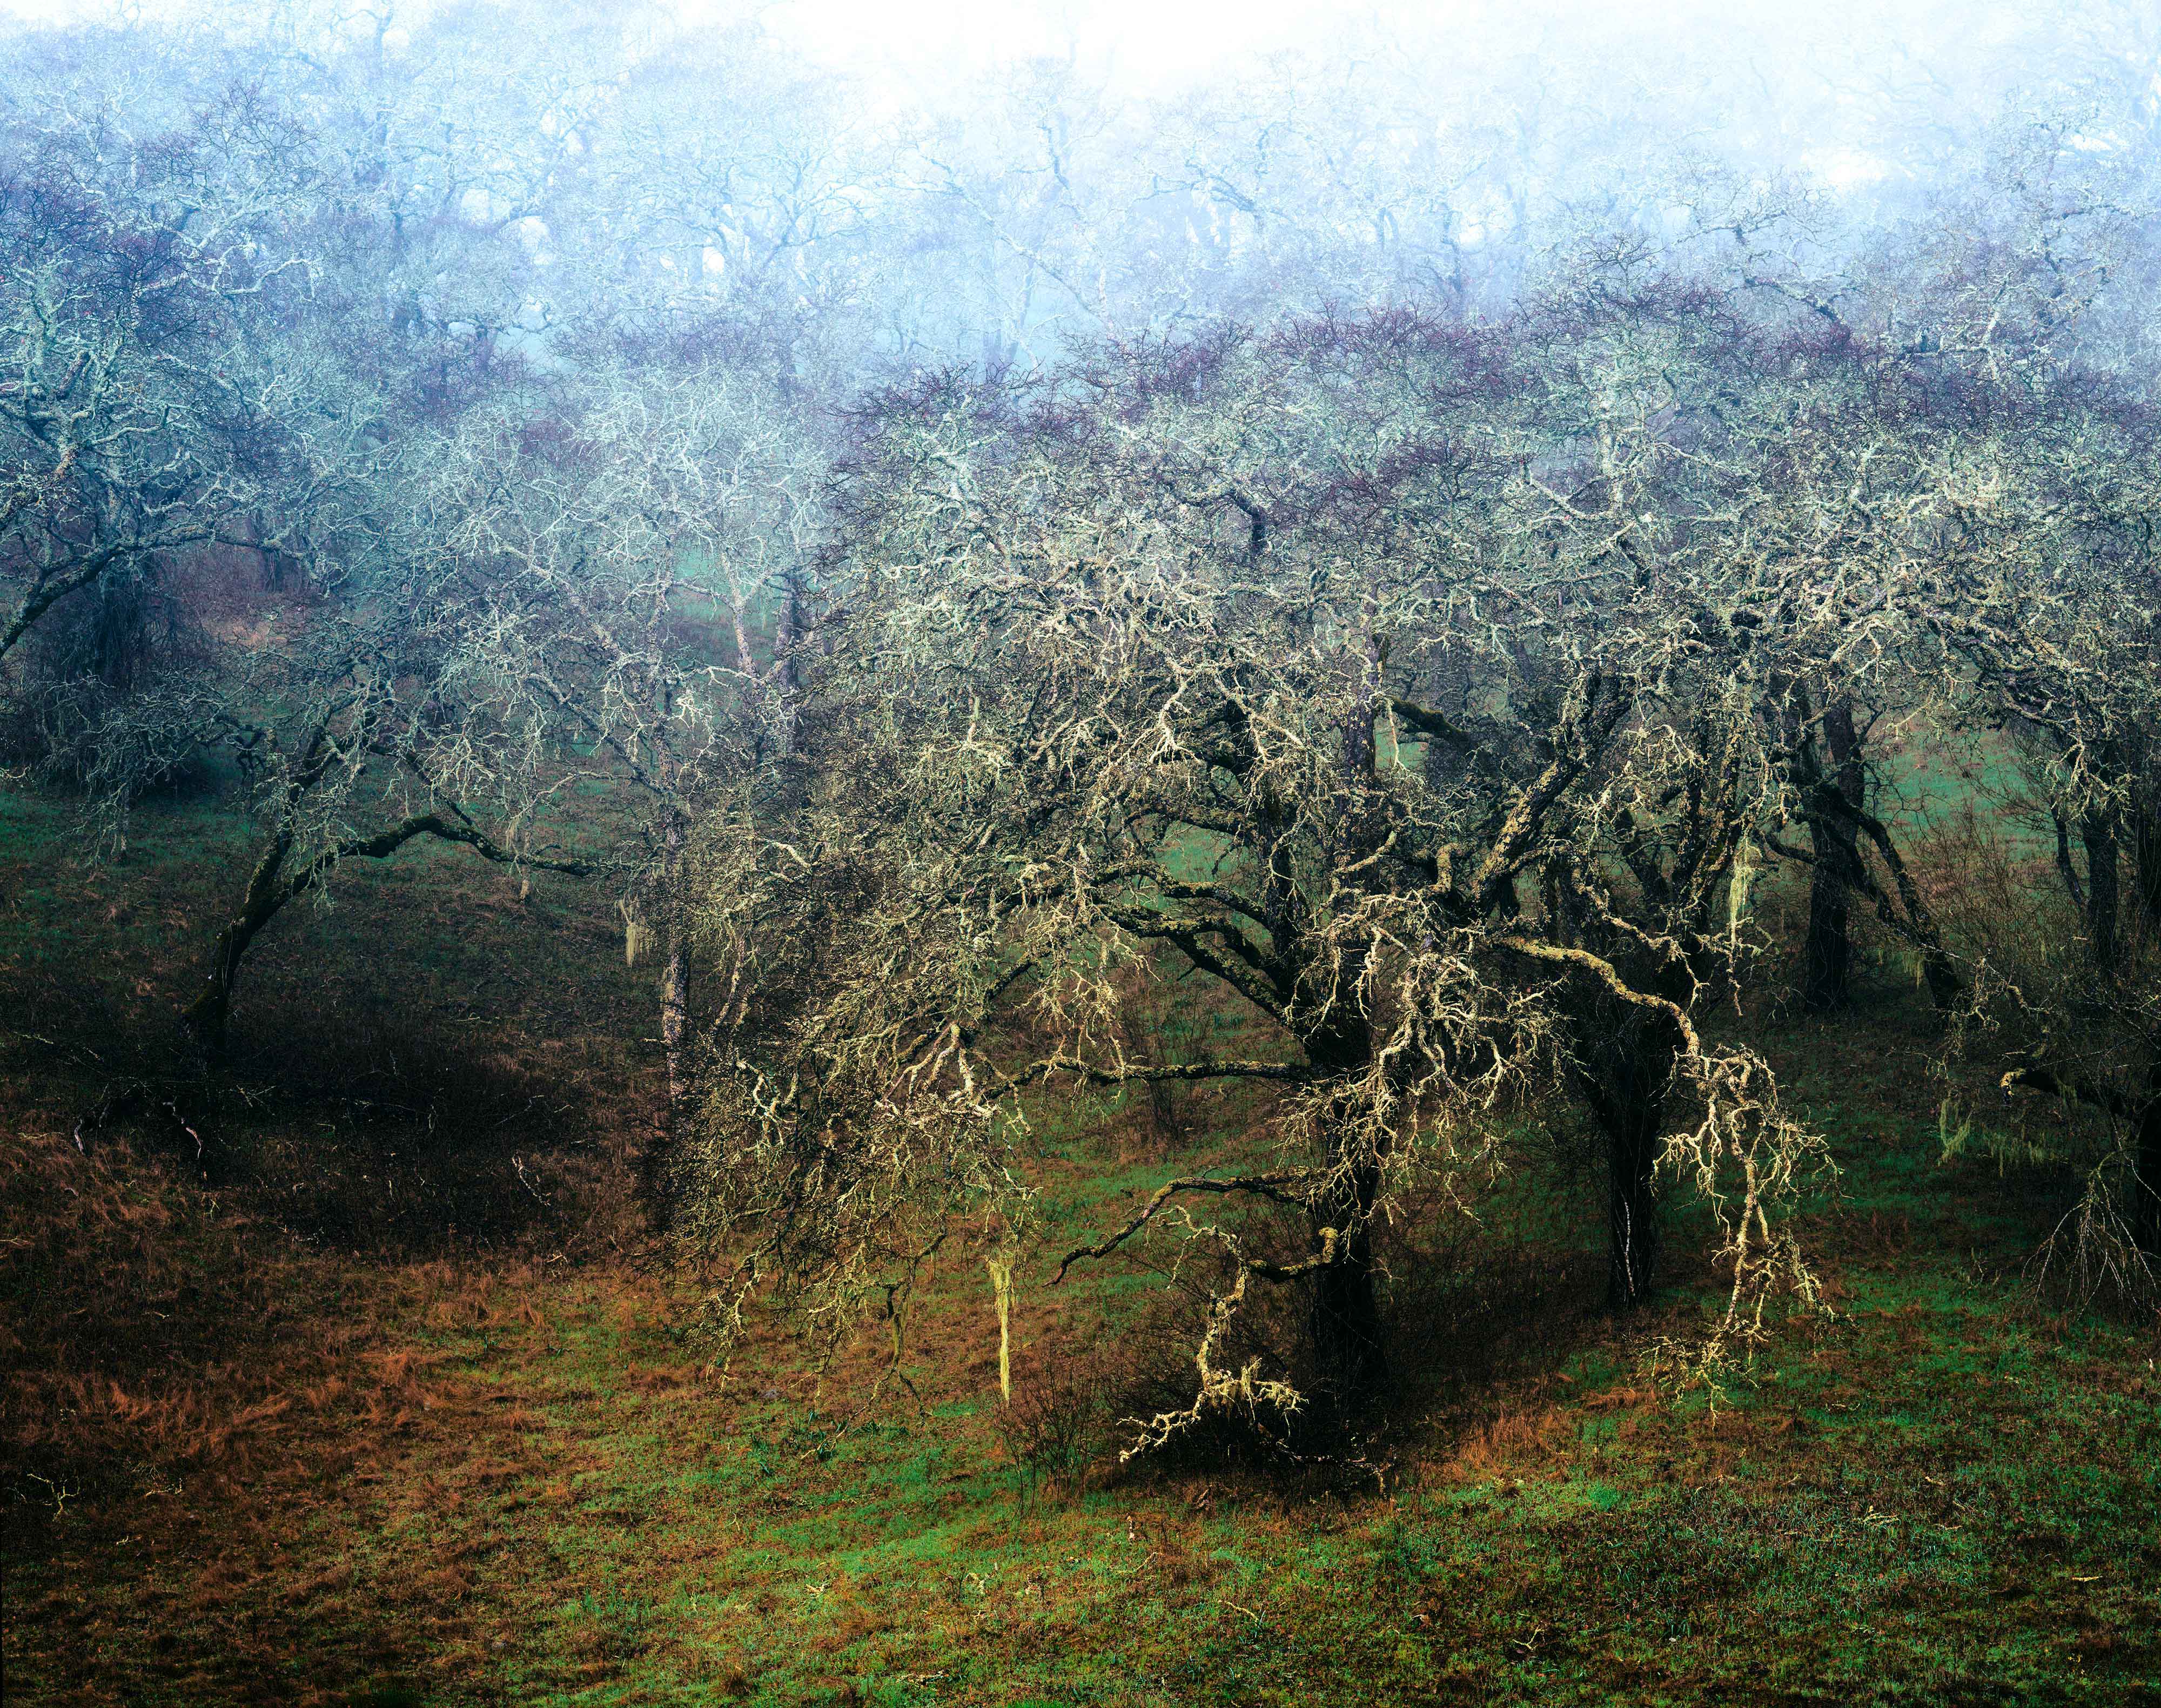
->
[[5, 0, 2154, 387]]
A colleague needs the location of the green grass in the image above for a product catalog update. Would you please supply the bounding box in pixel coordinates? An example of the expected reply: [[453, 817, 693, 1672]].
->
[[4, 786, 2160, 1706]]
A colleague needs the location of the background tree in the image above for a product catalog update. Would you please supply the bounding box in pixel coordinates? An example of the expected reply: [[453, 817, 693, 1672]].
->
[[0, 65, 325, 674], [1911, 362, 2161, 1261], [424, 349, 823, 1118]]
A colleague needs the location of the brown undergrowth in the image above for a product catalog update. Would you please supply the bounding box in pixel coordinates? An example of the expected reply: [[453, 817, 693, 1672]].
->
[[0, 791, 655, 1558]]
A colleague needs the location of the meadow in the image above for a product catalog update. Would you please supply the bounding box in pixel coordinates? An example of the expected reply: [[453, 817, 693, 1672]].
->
[[4, 782, 2158, 1708]]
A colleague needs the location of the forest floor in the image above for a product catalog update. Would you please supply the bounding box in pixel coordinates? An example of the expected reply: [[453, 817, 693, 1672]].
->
[[3, 784, 2160, 1706]]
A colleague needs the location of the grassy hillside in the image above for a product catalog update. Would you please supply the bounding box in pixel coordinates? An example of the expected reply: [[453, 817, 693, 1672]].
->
[[3, 789, 2158, 1707]]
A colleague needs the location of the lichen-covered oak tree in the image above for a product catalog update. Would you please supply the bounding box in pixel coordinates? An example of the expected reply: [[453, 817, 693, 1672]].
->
[[0, 77, 325, 673], [658, 281, 1836, 1446], [1910, 364, 2161, 1265]]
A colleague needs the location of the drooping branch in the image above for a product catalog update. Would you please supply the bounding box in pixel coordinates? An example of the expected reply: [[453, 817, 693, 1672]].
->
[[184, 807, 596, 1058], [1492, 934, 1702, 1059], [2000, 1062, 2142, 1124], [1053, 1169, 1316, 1283]]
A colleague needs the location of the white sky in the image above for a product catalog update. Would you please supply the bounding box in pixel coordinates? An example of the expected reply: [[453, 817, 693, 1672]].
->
[[759, 0, 1362, 91], [0, 0, 2012, 123], [753, 0, 1916, 93], [0, 0, 1970, 76]]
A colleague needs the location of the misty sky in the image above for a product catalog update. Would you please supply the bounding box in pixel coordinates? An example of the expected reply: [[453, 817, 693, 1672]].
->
[[0, 0, 2020, 102], [761, 0, 1997, 86]]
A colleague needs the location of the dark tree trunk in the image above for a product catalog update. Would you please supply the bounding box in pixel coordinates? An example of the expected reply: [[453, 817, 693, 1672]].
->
[[1578, 1010, 1675, 1311], [2137, 1095, 2161, 1260], [659, 804, 690, 1120], [2133, 807, 2161, 951], [647, 653, 694, 1135], [2083, 815, 2121, 977], [1599, 1050, 1667, 1312], [1298, 648, 1392, 1403], [1802, 700, 1866, 1012], [1310, 1152, 1386, 1399], [1303, 1020, 1386, 1401], [2135, 1054, 2161, 1260], [182, 833, 298, 1063], [635, 804, 691, 1236], [1801, 855, 1856, 1010], [181, 805, 582, 1068]]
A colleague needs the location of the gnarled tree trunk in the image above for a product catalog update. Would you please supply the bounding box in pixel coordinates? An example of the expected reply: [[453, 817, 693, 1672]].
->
[[659, 801, 691, 1120], [1310, 1151, 1386, 1399], [1576, 1007, 1679, 1311], [1303, 1020, 1386, 1400], [2082, 814, 2121, 977], [182, 831, 301, 1064], [2131, 790, 2161, 951], [2137, 1093, 2161, 1259], [2135, 1053, 2161, 1260], [1302, 628, 1390, 1400], [1802, 698, 1867, 1012]]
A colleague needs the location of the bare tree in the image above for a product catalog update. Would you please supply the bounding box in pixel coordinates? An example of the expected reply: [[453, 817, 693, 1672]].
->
[[414, 353, 822, 1116], [0, 76, 325, 671], [661, 287, 1834, 1443]]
